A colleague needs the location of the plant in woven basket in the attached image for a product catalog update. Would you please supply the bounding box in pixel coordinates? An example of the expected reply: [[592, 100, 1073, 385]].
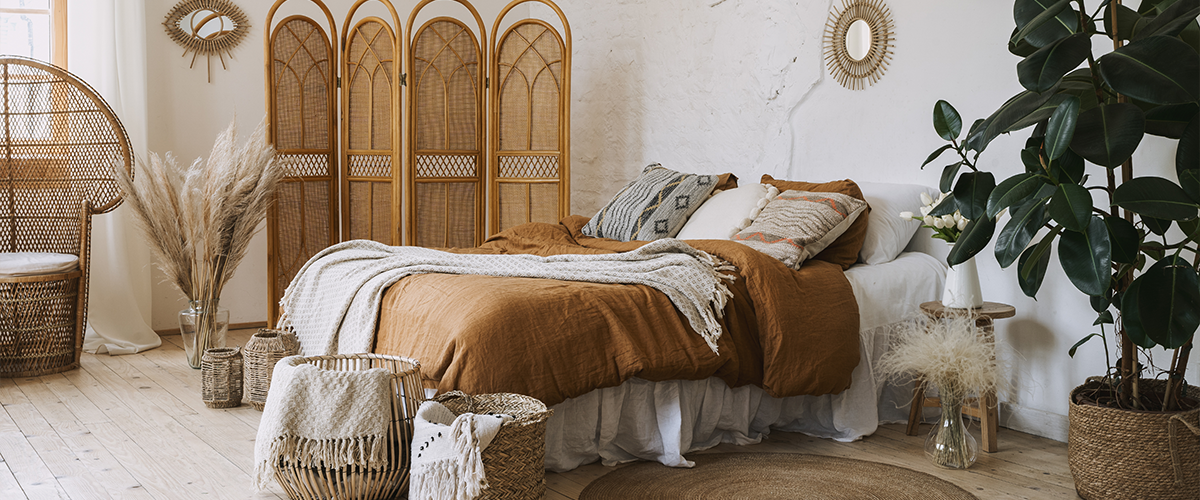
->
[[876, 314, 1005, 469], [116, 118, 282, 368]]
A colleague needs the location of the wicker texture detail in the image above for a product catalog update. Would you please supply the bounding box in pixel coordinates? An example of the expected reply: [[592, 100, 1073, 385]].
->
[[343, 19, 397, 246], [498, 154, 558, 178], [348, 154, 392, 178], [497, 182, 559, 231], [415, 153, 476, 178], [243, 328, 299, 411], [272, 354, 424, 500], [201, 347, 243, 409], [0, 56, 130, 377], [415, 182, 477, 248], [268, 15, 337, 327], [432, 391, 552, 500], [1069, 380, 1200, 499]]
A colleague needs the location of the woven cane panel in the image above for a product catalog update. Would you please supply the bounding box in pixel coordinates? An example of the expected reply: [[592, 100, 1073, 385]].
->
[[349, 181, 370, 241], [372, 182, 391, 243], [415, 182, 446, 247], [348, 154, 392, 178], [274, 180, 332, 303], [346, 20, 394, 151], [0, 276, 80, 377], [413, 20, 479, 151], [529, 183, 559, 224], [414, 182, 475, 248], [497, 183, 527, 232], [277, 153, 330, 178], [497, 155, 558, 179], [346, 180, 392, 244], [445, 182, 476, 248], [415, 154, 476, 178], [496, 22, 563, 152], [271, 18, 332, 151]]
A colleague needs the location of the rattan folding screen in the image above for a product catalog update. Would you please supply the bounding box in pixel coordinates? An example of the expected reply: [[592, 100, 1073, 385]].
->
[[264, 0, 570, 326]]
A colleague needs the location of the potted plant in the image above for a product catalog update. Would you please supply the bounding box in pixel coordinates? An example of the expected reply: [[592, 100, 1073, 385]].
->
[[920, 0, 1200, 497]]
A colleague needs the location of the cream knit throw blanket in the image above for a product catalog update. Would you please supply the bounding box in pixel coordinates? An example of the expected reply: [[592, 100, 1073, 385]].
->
[[279, 238, 736, 356], [409, 401, 512, 500], [252, 356, 392, 490]]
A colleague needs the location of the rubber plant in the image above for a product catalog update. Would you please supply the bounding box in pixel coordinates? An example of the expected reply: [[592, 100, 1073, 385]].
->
[[923, 0, 1200, 411]]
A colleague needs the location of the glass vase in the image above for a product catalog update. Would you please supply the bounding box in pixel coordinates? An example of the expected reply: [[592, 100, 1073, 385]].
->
[[178, 300, 229, 369], [924, 393, 978, 469]]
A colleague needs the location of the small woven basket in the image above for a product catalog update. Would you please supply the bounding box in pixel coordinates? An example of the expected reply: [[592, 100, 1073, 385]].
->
[[1069, 379, 1200, 499], [272, 354, 424, 500], [432, 391, 553, 500], [201, 347, 242, 409], [243, 328, 299, 411]]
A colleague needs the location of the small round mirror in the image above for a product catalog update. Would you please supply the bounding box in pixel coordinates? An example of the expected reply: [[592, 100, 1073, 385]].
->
[[180, 9, 237, 40], [846, 19, 872, 61]]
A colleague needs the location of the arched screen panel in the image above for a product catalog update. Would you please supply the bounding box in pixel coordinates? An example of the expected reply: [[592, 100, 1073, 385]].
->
[[266, 13, 338, 327], [491, 19, 568, 233], [410, 17, 484, 248], [343, 17, 399, 245]]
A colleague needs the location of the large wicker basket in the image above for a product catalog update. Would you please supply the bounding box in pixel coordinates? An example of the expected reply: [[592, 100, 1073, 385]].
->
[[1069, 379, 1200, 499], [432, 391, 553, 500], [271, 354, 424, 500]]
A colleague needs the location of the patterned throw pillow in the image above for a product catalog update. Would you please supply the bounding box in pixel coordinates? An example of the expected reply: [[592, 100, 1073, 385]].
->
[[582, 164, 720, 242], [732, 190, 868, 269]]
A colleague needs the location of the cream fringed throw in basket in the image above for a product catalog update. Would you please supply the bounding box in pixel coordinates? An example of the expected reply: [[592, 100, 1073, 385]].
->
[[279, 238, 736, 355], [410, 401, 512, 500], [252, 356, 392, 490]]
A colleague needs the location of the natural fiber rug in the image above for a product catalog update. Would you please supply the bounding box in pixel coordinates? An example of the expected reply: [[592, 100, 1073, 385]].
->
[[578, 453, 977, 499]]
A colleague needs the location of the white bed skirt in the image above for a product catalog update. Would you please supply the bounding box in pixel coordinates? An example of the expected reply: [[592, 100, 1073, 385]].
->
[[541, 252, 945, 471]]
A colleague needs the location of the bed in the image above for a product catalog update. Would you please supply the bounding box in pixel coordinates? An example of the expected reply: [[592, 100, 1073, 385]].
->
[[359, 175, 946, 471]]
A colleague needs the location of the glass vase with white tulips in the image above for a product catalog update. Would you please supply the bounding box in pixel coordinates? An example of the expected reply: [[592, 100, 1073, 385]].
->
[[898, 191, 968, 243]]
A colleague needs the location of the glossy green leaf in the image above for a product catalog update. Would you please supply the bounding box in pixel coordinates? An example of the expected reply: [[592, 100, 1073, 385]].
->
[[948, 217, 997, 267], [988, 173, 1046, 218], [965, 119, 986, 152], [1017, 34, 1091, 93], [1069, 103, 1146, 168], [929, 193, 957, 217], [1135, 256, 1200, 349], [1120, 276, 1158, 348], [934, 100, 963, 141], [968, 90, 1060, 152], [1179, 116, 1199, 198], [921, 144, 956, 168], [1094, 310, 1115, 325], [1144, 216, 1174, 236], [1179, 217, 1200, 240], [1044, 95, 1080, 160], [1013, 0, 1077, 47], [1092, 292, 1113, 314], [1008, 94, 1074, 133], [1105, 3, 1150, 41], [1105, 216, 1140, 264], [1050, 149, 1085, 185], [995, 199, 1048, 268], [1058, 217, 1112, 296], [1022, 146, 1045, 174], [1134, 0, 1200, 40], [1009, 27, 1040, 57], [1049, 183, 1094, 232], [1069, 333, 1104, 357], [1113, 176, 1200, 220], [953, 171, 996, 221], [1145, 103, 1199, 139], [1098, 36, 1200, 105], [1018, 230, 1057, 297], [940, 162, 963, 193]]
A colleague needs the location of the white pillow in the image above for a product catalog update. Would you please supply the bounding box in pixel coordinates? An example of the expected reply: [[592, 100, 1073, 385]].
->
[[857, 182, 940, 265], [0, 252, 79, 277], [676, 183, 780, 240]]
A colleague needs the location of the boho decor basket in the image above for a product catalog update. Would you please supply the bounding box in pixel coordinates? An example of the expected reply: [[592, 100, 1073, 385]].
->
[[243, 328, 299, 411], [1069, 379, 1200, 499], [201, 347, 243, 408], [271, 354, 423, 500], [432, 390, 553, 500]]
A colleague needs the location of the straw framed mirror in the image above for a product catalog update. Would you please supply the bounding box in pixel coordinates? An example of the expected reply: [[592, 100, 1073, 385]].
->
[[823, 0, 894, 90], [163, 0, 250, 82]]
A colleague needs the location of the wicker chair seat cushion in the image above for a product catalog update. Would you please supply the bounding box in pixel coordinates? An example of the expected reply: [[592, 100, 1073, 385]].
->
[[0, 252, 79, 277], [581, 164, 720, 242], [732, 190, 867, 269]]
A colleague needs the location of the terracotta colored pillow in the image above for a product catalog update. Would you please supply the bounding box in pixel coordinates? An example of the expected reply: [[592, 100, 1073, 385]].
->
[[715, 173, 739, 191], [760, 174, 871, 270]]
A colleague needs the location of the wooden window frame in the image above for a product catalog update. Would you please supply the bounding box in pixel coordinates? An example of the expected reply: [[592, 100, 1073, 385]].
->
[[0, 0, 66, 68]]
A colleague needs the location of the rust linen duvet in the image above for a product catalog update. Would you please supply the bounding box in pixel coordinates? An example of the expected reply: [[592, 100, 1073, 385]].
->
[[374, 215, 860, 407]]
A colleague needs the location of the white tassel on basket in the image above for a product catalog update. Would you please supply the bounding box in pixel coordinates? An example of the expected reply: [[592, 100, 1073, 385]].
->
[[410, 401, 511, 500]]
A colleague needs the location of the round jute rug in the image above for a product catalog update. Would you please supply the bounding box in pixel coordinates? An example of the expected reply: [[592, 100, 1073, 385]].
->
[[578, 453, 977, 499]]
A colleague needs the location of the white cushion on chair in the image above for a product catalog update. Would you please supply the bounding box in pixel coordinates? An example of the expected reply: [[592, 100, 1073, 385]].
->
[[0, 252, 79, 277]]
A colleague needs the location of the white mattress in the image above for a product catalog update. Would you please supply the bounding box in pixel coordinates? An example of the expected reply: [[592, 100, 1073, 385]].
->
[[540, 251, 946, 471]]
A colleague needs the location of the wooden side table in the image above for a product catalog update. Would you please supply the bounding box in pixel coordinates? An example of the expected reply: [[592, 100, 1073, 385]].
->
[[905, 301, 1015, 453]]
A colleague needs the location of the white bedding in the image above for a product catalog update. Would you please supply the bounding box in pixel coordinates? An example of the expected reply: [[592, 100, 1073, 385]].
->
[[539, 251, 946, 471]]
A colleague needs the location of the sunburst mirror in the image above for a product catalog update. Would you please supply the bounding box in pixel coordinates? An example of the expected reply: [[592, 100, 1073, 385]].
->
[[823, 0, 895, 90], [163, 0, 250, 82]]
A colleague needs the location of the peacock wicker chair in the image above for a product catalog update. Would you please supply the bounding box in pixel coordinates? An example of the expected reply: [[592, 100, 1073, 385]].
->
[[0, 56, 132, 377]]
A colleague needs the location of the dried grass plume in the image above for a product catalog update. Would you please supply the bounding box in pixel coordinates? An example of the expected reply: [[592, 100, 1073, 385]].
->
[[875, 312, 1010, 403]]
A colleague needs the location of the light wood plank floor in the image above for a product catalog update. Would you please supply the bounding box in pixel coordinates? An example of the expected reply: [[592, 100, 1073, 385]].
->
[[0, 328, 1075, 499]]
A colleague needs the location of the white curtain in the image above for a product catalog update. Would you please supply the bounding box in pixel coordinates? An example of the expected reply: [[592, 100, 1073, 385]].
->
[[69, 0, 161, 355]]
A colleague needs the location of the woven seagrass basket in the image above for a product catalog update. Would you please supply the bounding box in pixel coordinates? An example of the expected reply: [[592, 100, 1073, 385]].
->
[[243, 328, 299, 411], [1069, 379, 1200, 499], [432, 391, 553, 500], [272, 354, 423, 500], [201, 347, 242, 408]]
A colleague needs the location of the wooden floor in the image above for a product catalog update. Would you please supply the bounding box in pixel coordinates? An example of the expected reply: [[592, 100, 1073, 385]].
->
[[0, 328, 1075, 499]]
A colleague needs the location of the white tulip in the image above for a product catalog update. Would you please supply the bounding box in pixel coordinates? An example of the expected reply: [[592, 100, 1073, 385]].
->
[[953, 212, 963, 223], [920, 192, 934, 206], [934, 217, 945, 228], [957, 218, 968, 231], [924, 215, 936, 226], [898, 211, 914, 219], [920, 205, 932, 216], [942, 214, 956, 227]]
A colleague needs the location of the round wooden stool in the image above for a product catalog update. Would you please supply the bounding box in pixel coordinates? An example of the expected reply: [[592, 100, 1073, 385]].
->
[[905, 301, 1015, 453]]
